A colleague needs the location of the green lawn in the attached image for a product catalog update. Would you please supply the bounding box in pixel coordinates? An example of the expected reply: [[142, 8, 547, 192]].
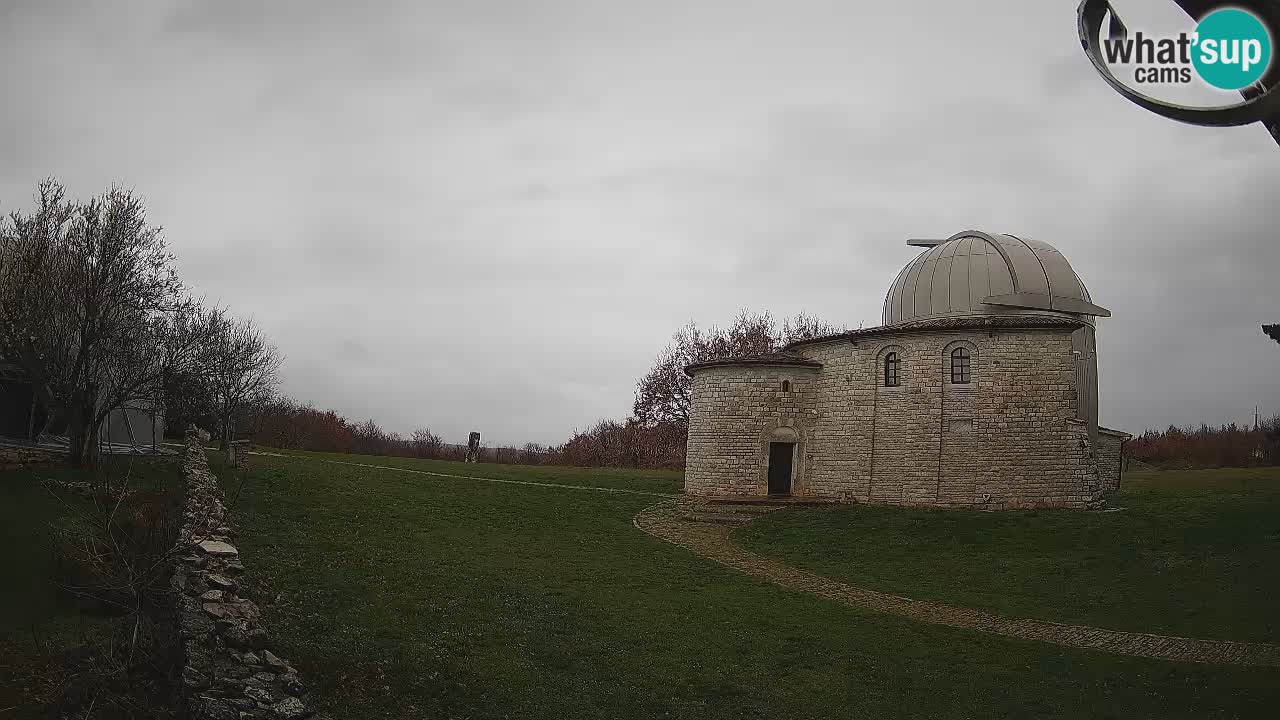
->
[[226, 452, 1280, 719], [1, 464, 89, 648], [0, 455, 185, 716], [737, 466, 1280, 643], [273, 448, 684, 495], [1, 457, 182, 642]]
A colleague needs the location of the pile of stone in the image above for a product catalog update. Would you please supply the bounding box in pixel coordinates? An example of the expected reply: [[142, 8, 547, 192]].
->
[[0, 446, 60, 466], [173, 431, 319, 720], [41, 476, 140, 499], [40, 478, 99, 496]]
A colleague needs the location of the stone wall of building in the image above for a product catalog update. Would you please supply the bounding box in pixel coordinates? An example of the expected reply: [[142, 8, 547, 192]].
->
[[686, 327, 1108, 509], [685, 365, 820, 497], [1097, 427, 1128, 492]]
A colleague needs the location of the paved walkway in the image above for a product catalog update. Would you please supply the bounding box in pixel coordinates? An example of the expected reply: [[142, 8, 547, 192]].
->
[[635, 498, 1280, 668]]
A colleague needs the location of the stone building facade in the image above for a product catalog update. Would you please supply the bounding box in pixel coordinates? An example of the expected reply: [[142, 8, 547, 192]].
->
[[685, 231, 1129, 510]]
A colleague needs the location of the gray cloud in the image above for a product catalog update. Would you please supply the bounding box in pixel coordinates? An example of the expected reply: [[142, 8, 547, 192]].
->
[[1, 0, 1276, 444]]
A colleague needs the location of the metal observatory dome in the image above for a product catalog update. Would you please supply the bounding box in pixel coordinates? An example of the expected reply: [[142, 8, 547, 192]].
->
[[881, 230, 1110, 441], [882, 231, 1109, 327]]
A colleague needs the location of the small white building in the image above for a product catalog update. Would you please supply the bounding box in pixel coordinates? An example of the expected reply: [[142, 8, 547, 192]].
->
[[0, 361, 165, 452]]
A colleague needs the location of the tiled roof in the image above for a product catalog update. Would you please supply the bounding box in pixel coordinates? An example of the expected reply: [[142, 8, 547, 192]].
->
[[682, 316, 1083, 375], [784, 314, 1085, 350], [684, 351, 823, 376]]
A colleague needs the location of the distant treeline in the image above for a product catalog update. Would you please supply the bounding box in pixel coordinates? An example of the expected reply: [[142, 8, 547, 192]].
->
[[1126, 418, 1280, 469], [215, 308, 1280, 473], [222, 310, 841, 470], [232, 396, 1280, 472], [235, 397, 688, 469]]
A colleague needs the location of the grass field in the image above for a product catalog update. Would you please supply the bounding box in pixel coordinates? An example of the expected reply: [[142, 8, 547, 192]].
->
[[0, 456, 186, 716], [271, 448, 685, 495], [0, 464, 92, 653], [224, 451, 1280, 719], [737, 466, 1280, 643]]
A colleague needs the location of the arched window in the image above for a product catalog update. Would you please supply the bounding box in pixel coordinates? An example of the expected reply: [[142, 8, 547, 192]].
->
[[883, 352, 900, 387], [951, 347, 971, 384], [781, 380, 791, 392]]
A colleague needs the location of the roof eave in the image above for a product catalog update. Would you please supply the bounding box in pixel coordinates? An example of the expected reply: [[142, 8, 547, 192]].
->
[[783, 315, 1086, 351], [684, 358, 823, 377], [983, 293, 1111, 318]]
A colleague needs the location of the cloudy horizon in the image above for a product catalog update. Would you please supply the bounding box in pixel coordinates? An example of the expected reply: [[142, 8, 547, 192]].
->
[[2, 0, 1277, 446]]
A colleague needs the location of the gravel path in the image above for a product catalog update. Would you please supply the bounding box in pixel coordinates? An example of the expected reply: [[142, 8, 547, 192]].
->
[[634, 498, 1280, 668]]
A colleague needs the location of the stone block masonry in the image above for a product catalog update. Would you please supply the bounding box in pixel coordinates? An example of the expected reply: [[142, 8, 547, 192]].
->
[[1096, 427, 1128, 492], [687, 325, 1115, 510], [685, 365, 820, 497], [173, 430, 321, 720]]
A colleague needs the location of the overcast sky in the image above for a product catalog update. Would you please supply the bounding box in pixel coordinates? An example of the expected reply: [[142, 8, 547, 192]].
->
[[1, 0, 1276, 445]]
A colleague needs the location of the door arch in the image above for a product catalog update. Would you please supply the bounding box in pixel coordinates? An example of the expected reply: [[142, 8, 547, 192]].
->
[[766, 426, 799, 496]]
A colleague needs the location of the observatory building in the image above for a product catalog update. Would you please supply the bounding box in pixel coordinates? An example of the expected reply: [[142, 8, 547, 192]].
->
[[684, 231, 1128, 509]]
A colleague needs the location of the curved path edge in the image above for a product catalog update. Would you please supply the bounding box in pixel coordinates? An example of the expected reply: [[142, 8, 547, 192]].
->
[[634, 499, 1280, 668]]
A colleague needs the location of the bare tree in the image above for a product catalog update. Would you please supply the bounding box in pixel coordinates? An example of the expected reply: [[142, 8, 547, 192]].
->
[[632, 331, 697, 428], [519, 442, 547, 465], [160, 352, 218, 434], [632, 310, 843, 429], [782, 311, 844, 345], [351, 418, 390, 455], [411, 426, 443, 458], [205, 309, 282, 449], [0, 180, 211, 467]]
